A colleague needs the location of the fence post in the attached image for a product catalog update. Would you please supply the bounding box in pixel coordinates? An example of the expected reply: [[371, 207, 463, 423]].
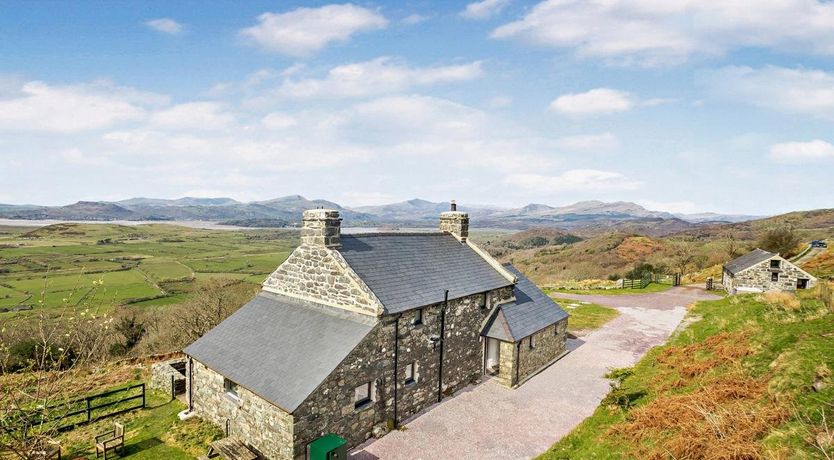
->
[[86, 397, 91, 423], [141, 383, 146, 408]]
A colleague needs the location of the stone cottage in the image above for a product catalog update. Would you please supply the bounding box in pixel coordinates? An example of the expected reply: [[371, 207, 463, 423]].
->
[[722, 248, 817, 294], [184, 205, 569, 459]]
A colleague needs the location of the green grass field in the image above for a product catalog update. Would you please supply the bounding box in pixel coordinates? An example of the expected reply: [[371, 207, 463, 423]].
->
[[0, 223, 297, 320], [548, 282, 674, 296], [540, 287, 834, 459], [553, 297, 619, 332]]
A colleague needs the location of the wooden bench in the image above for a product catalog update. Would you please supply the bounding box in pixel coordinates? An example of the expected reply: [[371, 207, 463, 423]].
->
[[201, 437, 257, 460], [95, 422, 124, 459]]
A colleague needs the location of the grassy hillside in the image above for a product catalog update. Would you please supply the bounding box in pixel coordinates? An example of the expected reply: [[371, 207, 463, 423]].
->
[[540, 285, 834, 459], [485, 209, 834, 285], [0, 223, 297, 319]]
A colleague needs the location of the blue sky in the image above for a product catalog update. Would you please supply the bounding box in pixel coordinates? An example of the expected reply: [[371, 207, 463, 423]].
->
[[1, 0, 833, 215]]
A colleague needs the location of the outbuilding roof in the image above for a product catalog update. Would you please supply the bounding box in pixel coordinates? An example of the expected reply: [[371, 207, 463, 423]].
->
[[184, 291, 375, 413], [483, 264, 569, 342], [723, 248, 776, 275], [338, 233, 513, 314]]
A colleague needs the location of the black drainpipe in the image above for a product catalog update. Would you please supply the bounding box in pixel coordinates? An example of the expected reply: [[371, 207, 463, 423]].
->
[[187, 356, 193, 412], [393, 314, 400, 427], [515, 342, 521, 386], [437, 290, 449, 403]]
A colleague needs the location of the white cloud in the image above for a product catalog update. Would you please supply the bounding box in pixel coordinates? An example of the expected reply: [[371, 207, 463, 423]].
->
[[261, 112, 298, 130], [489, 95, 512, 108], [0, 80, 164, 133], [461, 0, 511, 20], [554, 132, 619, 151], [240, 4, 387, 56], [273, 57, 483, 99], [493, 0, 834, 66], [770, 140, 834, 162], [503, 170, 642, 192], [150, 102, 235, 130], [705, 66, 834, 119], [549, 88, 633, 116], [402, 14, 428, 25], [145, 18, 183, 35]]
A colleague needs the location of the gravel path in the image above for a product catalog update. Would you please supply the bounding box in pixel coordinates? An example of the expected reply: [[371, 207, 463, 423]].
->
[[350, 286, 719, 460]]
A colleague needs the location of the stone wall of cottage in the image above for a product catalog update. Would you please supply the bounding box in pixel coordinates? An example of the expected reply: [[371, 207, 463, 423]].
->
[[189, 360, 295, 460], [728, 257, 816, 293], [262, 245, 382, 316], [291, 286, 514, 459], [493, 319, 568, 388], [516, 319, 569, 385], [496, 340, 518, 388]]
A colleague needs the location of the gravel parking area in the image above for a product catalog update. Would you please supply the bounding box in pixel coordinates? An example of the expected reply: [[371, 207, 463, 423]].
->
[[350, 286, 719, 460]]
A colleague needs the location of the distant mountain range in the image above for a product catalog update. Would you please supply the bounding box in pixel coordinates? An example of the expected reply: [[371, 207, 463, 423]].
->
[[0, 195, 762, 233]]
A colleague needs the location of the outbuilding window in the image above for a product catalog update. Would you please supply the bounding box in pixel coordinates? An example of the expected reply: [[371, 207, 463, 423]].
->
[[771, 272, 779, 282], [413, 308, 423, 325], [405, 362, 418, 385], [354, 382, 373, 409], [770, 259, 781, 269], [478, 293, 488, 309], [223, 378, 239, 399]]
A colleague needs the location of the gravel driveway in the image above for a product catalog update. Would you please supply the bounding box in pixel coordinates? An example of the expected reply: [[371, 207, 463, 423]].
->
[[350, 286, 719, 460]]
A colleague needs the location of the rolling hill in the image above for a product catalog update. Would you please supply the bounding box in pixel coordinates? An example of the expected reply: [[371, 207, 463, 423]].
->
[[0, 196, 762, 232]]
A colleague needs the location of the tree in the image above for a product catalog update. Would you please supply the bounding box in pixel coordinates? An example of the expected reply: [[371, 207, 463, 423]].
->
[[109, 312, 147, 356], [139, 278, 258, 354], [723, 233, 744, 259], [0, 278, 113, 459], [668, 240, 697, 276], [758, 226, 801, 256]]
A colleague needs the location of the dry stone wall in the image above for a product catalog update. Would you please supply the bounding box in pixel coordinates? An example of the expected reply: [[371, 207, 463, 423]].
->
[[262, 245, 382, 316]]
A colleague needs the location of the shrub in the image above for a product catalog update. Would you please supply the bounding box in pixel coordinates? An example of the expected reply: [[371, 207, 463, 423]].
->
[[758, 226, 801, 257]]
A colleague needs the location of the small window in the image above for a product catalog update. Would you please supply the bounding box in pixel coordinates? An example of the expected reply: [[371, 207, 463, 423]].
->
[[771, 272, 779, 282], [404, 362, 417, 385], [478, 293, 487, 309], [413, 308, 423, 325], [529, 335, 536, 350], [354, 382, 372, 408], [554, 324, 559, 336], [223, 378, 239, 398], [770, 259, 781, 269]]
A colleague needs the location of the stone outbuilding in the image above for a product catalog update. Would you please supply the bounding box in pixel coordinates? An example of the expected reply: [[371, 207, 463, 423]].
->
[[722, 248, 817, 294], [183, 205, 569, 460]]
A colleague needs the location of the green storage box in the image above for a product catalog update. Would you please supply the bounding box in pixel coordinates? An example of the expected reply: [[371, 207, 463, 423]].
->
[[308, 434, 347, 460]]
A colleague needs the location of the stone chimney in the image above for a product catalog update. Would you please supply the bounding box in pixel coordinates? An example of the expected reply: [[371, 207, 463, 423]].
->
[[439, 200, 469, 242], [301, 209, 342, 248]]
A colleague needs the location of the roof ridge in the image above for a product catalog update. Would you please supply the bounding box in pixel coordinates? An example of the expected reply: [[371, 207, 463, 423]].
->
[[342, 232, 445, 237]]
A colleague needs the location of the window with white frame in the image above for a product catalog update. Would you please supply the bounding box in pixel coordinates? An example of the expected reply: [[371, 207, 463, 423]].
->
[[404, 362, 418, 385], [354, 382, 373, 408], [529, 335, 536, 350], [477, 293, 487, 309], [413, 308, 423, 325], [223, 378, 239, 398]]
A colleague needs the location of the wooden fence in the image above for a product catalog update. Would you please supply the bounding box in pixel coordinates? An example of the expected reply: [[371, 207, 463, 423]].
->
[[14, 383, 145, 432]]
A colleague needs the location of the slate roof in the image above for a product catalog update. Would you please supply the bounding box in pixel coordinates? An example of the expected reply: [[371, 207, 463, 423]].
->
[[184, 291, 375, 413], [338, 233, 513, 314], [483, 264, 569, 341], [724, 248, 776, 275]]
